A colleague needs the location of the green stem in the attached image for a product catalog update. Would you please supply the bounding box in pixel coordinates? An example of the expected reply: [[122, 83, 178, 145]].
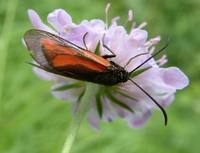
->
[[0, 0, 18, 109], [61, 83, 99, 153]]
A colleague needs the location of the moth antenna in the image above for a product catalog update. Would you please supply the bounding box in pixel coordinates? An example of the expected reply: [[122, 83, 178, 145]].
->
[[83, 32, 89, 50], [102, 34, 116, 57], [124, 52, 149, 68], [130, 41, 170, 74], [128, 78, 168, 126]]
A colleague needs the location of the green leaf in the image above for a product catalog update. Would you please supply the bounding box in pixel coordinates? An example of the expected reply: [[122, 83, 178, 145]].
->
[[130, 66, 152, 78], [94, 41, 101, 55], [106, 92, 134, 113], [115, 89, 137, 101], [53, 82, 82, 91], [96, 92, 103, 118], [77, 88, 86, 102]]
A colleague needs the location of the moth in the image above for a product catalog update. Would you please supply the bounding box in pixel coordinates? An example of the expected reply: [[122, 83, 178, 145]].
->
[[24, 29, 168, 125]]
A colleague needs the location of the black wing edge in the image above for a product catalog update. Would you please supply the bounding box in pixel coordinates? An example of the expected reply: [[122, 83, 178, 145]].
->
[[24, 29, 86, 51]]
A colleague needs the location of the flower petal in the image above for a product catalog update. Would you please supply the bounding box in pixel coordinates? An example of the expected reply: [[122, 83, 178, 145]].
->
[[102, 98, 118, 122], [88, 109, 100, 129], [104, 26, 128, 65], [159, 94, 175, 107], [130, 29, 148, 44], [47, 9, 73, 31], [91, 19, 105, 32], [51, 80, 83, 102], [60, 24, 88, 48], [33, 67, 60, 81], [126, 105, 152, 128], [161, 67, 189, 90], [134, 67, 185, 95], [28, 9, 55, 33], [80, 19, 105, 51]]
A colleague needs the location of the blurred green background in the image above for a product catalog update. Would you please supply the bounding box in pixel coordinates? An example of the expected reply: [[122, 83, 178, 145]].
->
[[0, 0, 199, 153]]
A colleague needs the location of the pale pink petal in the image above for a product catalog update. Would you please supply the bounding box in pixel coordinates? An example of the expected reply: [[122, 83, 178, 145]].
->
[[33, 67, 60, 81], [160, 67, 189, 90], [52, 89, 75, 102], [47, 9, 73, 31], [159, 94, 175, 107], [28, 9, 55, 33], [51, 80, 82, 102], [105, 26, 127, 54], [60, 19, 104, 51], [79, 19, 105, 51], [126, 105, 152, 128], [84, 32, 101, 51], [134, 67, 188, 94], [89, 19, 105, 31], [88, 109, 100, 129], [130, 29, 148, 44], [114, 106, 128, 118], [104, 26, 127, 65], [134, 68, 178, 94], [60, 24, 89, 48], [102, 98, 118, 122]]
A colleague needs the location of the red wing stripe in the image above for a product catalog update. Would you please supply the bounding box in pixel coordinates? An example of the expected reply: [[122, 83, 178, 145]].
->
[[41, 38, 111, 67], [52, 55, 107, 72]]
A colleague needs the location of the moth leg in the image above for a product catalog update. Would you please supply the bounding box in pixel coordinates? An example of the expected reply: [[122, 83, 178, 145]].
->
[[102, 34, 116, 59], [83, 32, 89, 50], [102, 54, 116, 59], [102, 44, 116, 59]]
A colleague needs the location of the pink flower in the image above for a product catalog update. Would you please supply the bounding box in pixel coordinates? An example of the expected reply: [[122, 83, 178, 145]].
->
[[27, 6, 189, 129]]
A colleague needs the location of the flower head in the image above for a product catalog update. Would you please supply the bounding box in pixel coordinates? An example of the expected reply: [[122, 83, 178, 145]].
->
[[27, 6, 189, 129]]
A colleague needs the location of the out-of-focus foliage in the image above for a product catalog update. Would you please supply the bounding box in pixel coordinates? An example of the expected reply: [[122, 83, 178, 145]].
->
[[0, 0, 199, 153]]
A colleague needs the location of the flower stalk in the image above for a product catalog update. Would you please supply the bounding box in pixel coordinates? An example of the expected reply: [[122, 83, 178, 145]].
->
[[61, 83, 99, 153]]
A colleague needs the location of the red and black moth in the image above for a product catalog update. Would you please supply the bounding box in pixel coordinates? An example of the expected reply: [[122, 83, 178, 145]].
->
[[24, 29, 169, 125]]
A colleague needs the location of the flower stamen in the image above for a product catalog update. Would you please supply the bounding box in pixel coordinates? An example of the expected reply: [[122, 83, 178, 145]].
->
[[124, 10, 134, 32], [105, 3, 111, 29], [156, 55, 168, 66], [137, 22, 147, 29], [128, 10, 133, 22], [111, 16, 120, 26]]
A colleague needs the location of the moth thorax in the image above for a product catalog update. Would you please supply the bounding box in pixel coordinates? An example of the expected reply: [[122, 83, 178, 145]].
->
[[117, 69, 129, 82]]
